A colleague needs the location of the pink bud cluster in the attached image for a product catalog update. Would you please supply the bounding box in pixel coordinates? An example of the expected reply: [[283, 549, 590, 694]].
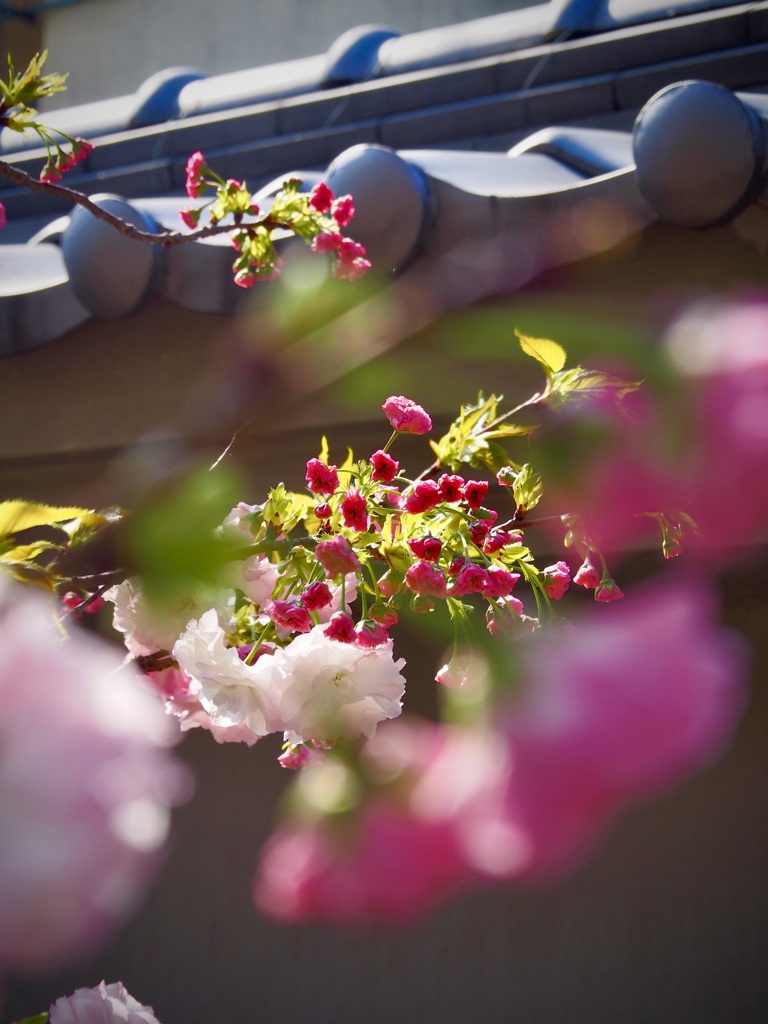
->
[[293, 396, 565, 650], [39, 138, 94, 183], [308, 182, 371, 281]]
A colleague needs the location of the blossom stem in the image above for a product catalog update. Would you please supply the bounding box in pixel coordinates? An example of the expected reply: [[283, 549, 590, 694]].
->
[[244, 621, 273, 665], [381, 431, 399, 455], [0, 159, 285, 247]]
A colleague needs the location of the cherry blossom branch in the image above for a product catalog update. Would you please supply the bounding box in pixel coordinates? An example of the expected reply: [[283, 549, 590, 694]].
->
[[0, 157, 283, 246]]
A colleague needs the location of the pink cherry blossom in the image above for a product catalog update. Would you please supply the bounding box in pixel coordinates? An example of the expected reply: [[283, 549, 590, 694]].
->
[[239, 553, 279, 607], [332, 194, 356, 227], [301, 580, 333, 611], [340, 488, 369, 531], [469, 520, 491, 545], [185, 150, 207, 199], [382, 395, 433, 435], [323, 611, 356, 643], [370, 449, 399, 482], [277, 743, 325, 771], [40, 161, 63, 183], [573, 556, 601, 588], [49, 981, 161, 1024], [462, 480, 489, 509], [180, 206, 201, 229], [438, 473, 465, 501], [0, 581, 189, 974], [146, 666, 264, 746], [405, 561, 447, 599], [305, 458, 339, 496], [234, 268, 257, 288], [402, 480, 441, 513], [0, 201, 6, 230], [332, 239, 371, 281], [270, 598, 313, 634], [595, 580, 624, 602], [310, 230, 342, 253], [485, 598, 525, 634], [308, 181, 334, 213], [315, 535, 362, 577], [254, 802, 467, 926], [448, 563, 491, 597], [354, 619, 391, 649], [407, 535, 442, 562], [541, 561, 570, 600], [480, 566, 520, 600]]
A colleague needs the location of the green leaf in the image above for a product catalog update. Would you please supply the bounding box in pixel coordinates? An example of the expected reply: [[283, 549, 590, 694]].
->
[[512, 463, 543, 516], [516, 330, 567, 376], [0, 540, 62, 564], [128, 463, 245, 609], [429, 393, 505, 470], [547, 367, 642, 407], [484, 423, 536, 439], [0, 501, 92, 539], [318, 435, 330, 465], [13, 1014, 49, 1024], [262, 484, 314, 535], [446, 596, 473, 622]]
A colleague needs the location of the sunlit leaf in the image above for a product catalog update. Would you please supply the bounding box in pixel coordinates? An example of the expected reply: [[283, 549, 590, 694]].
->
[[0, 501, 92, 539], [512, 463, 543, 516], [516, 331, 567, 376], [548, 368, 642, 406], [0, 540, 61, 564]]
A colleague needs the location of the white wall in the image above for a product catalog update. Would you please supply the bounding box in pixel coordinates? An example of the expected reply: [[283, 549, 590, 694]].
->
[[40, 0, 539, 106]]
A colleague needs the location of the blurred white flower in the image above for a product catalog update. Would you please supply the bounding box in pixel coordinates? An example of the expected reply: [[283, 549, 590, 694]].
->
[[49, 980, 161, 1023]]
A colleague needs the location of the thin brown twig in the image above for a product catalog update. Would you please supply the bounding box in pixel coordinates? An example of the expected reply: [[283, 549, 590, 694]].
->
[[0, 158, 282, 246]]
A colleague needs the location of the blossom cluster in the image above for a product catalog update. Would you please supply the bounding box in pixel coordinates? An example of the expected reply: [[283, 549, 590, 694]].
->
[[0, 322, 757, 947], [180, 155, 371, 286], [102, 373, 615, 767]]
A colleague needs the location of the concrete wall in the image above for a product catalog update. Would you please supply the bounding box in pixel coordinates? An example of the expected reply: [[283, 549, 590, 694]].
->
[[38, 0, 537, 107]]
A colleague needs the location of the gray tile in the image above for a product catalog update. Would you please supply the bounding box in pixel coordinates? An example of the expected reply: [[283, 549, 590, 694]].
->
[[534, 11, 750, 85], [615, 42, 768, 109], [380, 96, 527, 150], [521, 75, 616, 126]]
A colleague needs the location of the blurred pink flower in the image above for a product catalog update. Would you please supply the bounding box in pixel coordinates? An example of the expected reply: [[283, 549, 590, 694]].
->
[[256, 578, 745, 925], [49, 980, 161, 1024], [496, 577, 746, 879], [665, 299, 768, 550], [0, 580, 190, 974]]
